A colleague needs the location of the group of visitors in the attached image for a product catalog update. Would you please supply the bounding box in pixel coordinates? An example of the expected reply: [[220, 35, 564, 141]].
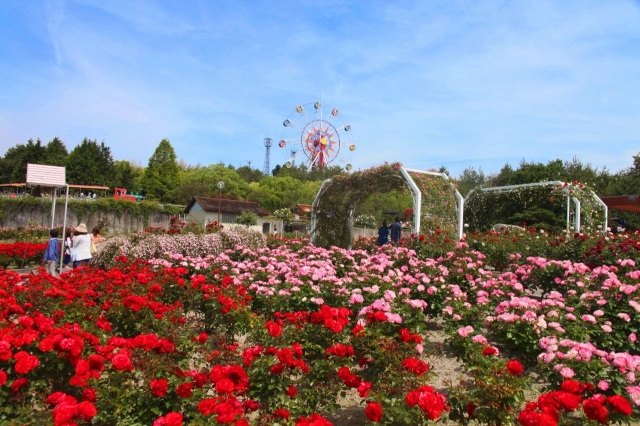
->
[[43, 223, 104, 276], [377, 216, 403, 246]]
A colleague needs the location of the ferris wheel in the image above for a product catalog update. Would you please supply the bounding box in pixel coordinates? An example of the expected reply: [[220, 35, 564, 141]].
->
[[278, 101, 355, 171]]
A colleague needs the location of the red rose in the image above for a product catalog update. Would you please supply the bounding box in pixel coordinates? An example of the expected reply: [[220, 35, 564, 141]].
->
[[76, 401, 97, 421], [13, 351, 39, 375], [151, 378, 169, 397], [606, 395, 632, 416], [273, 408, 291, 419], [193, 372, 208, 388], [212, 400, 241, 423], [560, 379, 582, 394], [402, 358, 429, 376], [265, 320, 283, 337], [517, 410, 557, 426], [111, 352, 133, 372], [0, 370, 7, 386], [82, 388, 97, 402], [198, 399, 217, 416], [286, 385, 297, 398], [406, 390, 420, 407], [153, 412, 183, 426], [583, 398, 609, 424], [358, 381, 372, 398], [46, 391, 70, 405], [417, 390, 446, 420], [365, 402, 383, 422], [88, 354, 105, 371], [175, 382, 193, 398], [467, 402, 475, 418], [506, 360, 524, 376], [215, 377, 235, 395], [10, 377, 28, 393], [270, 364, 285, 375], [554, 391, 581, 411], [482, 347, 498, 356]]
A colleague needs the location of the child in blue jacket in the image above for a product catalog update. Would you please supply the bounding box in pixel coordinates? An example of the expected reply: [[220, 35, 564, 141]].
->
[[43, 229, 60, 277]]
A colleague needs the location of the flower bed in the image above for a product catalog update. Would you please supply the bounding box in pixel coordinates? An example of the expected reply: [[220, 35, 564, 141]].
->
[[1, 231, 640, 425], [0, 241, 47, 269]]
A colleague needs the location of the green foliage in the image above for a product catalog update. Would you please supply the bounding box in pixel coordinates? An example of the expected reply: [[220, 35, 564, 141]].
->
[[408, 171, 459, 235], [455, 166, 486, 197], [140, 139, 180, 202], [355, 190, 413, 223], [448, 344, 529, 426], [272, 208, 294, 223], [313, 164, 406, 248], [41, 137, 68, 166], [0, 139, 46, 183], [114, 160, 143, 193], [171, 164, 249, 205], [248, 176, 318, 212], [0, 197, 182, 234], [235, 164, 265, 183], [236, 211, 258, 227], [313, 164, 459, 248], [464, 182, 605, 233], [275, 163, 345, 182], [66, 138, 116, 186]]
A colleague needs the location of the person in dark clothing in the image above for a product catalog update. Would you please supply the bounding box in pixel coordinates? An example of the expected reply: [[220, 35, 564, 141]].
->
[[390, 216, 402, 244], [378, 220, 390, 246]]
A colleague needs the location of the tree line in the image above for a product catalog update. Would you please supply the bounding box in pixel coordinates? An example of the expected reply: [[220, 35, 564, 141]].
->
[[1, 137, 638, 228]]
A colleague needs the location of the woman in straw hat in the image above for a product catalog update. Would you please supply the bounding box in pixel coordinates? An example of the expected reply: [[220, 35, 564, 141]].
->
[[72, 223, 92, 268]]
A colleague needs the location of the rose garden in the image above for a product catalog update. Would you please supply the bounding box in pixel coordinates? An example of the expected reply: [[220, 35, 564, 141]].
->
[[1, 165, 640, 425]]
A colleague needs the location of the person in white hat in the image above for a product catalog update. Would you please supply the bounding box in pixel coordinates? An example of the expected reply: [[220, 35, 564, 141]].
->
[[72, 223, 92, 268]]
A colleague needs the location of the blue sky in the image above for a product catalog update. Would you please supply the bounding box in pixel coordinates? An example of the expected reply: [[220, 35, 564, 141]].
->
[[1, 0, 639, 178]]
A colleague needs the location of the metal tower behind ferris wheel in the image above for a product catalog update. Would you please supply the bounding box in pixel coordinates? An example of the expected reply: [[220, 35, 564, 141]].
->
[[278, 101, 356, 171]]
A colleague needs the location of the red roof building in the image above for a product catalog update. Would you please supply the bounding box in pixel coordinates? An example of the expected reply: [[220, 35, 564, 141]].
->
[[185, 196, 270, 227]]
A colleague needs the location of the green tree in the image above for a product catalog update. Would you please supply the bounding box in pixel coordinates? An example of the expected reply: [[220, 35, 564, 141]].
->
[[236, 165, 265, 183], [66, 138, 116, 186], [247, 176, 311, 212], [170, 164, 249, 205], [488, 163, 514, 187], [0, 139, 46, 183], [0, 144, 28, 183], [455, 166, 487, 197], [282, 164, 345, 182], [563, 157, 606, 191], [140, 139, 180, 202], [41, 137, 68, 166], [114, 160, 143, 193], [236, 211, 258, 227]]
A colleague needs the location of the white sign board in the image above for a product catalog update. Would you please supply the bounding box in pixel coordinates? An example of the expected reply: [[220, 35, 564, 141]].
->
[[26, 163, 66, 187]]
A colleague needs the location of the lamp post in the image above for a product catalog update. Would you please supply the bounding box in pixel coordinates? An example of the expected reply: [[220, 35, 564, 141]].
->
[[217, 181, 225, 225]]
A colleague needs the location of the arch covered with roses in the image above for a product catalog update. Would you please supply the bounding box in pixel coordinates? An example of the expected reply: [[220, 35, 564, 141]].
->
[[309, 162, 464, 248]]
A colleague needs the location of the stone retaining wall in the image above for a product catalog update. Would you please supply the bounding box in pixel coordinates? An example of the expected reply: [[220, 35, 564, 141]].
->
[[0, 201, 172, 234]]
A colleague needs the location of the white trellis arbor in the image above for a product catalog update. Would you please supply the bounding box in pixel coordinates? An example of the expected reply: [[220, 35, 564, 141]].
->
[[399, 167, 464, 240], [310, 165, 464, 247], [465, 181, 608, 232]]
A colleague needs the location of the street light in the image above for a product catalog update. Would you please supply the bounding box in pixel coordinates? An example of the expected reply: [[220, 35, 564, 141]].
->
[[217, 181, 225, 225]]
